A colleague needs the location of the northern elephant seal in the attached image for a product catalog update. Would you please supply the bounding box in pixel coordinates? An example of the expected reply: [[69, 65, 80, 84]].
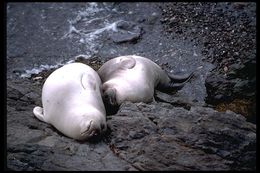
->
[[33, 62, 107, 141], [98, 55, 200, 106]]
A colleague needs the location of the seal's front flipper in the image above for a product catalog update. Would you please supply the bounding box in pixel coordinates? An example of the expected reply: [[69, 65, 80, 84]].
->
[[81, 73, 96, 90], [33, 106, 46, 122], [119, 56, 136, 69], [98, 56, 136, 82]]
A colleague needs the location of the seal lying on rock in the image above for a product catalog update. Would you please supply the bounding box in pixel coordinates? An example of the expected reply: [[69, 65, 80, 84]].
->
[[98, 55, 200, 106], [33, 63, 107, 141]]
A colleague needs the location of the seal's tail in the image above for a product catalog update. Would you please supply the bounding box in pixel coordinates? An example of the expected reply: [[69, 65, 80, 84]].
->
[[33, 106, 45, 122]]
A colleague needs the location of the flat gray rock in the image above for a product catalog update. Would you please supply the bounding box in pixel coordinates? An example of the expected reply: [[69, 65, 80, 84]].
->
[[109, 21, 142, 43]]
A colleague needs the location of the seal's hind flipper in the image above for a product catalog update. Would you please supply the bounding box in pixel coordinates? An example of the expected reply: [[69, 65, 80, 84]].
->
[[166, 71, 196, 90], [167, 66, 202, 83], [158, 66, 203, 92], [167, 82, 187, 90], [157, 81, 186, 92], [168, 73, 193, 83], [33, 106, 46, 122]]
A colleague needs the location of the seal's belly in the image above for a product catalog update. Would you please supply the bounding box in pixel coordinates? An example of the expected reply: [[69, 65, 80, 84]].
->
[[123, 84, 153, 103], [41, 63, 101, 122], [116, 68, 154, 103], [42, 81, 83, 122]]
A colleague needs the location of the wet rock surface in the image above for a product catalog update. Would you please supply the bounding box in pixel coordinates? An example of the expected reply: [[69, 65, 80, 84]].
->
[[6, 2, 256, 171]]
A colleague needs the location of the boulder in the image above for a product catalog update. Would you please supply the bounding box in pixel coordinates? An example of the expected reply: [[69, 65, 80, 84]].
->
[[107, 101, 256, 171], [109, 21, 142, 43]]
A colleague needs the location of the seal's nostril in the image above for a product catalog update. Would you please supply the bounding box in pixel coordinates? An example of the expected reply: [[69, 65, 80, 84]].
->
[[94, 130, 100, 136], [91, 129, 100, 136], [101, 124, 105, 130]]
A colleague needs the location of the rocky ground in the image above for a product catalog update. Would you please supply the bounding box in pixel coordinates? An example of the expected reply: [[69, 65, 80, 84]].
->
[[160, 2, 256, 123], [6, 2, 256, 171]]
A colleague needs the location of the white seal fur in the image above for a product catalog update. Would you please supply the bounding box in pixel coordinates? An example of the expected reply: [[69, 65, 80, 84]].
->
[[33, 62, 106, 140], [98, 55, 197, 106]]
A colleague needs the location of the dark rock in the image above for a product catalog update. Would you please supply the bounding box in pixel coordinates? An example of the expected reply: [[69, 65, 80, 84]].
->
[[6, 77, 136, 171], [107, 102, 256, 171], [7, 142, 135, 171], [205, 72, 233, 103], [154, 90, 199, 109], [109, 21, 142, 43], [205, 67, 256, 112], [12, 68, 26, 75], [160, 2, 256, 123], [7, 2, 256, 171]]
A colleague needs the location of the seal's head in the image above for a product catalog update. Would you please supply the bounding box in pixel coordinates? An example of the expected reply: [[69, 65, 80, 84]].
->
[[70, 113, 107, 141], [103, 87, 118, 106], [79, 120, 106, 140]]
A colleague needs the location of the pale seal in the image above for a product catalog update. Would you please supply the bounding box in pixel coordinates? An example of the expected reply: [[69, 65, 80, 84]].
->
[[33, 62, 107, 141], [98, 55, 200, 106]]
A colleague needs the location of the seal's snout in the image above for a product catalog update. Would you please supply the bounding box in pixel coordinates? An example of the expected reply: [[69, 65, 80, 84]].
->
[[89, 122, 107, 137], [89, 128, 101, 137], [103, 88, 117, 106], [80, 120, 92, 136], [80, 119, 107, 140]]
